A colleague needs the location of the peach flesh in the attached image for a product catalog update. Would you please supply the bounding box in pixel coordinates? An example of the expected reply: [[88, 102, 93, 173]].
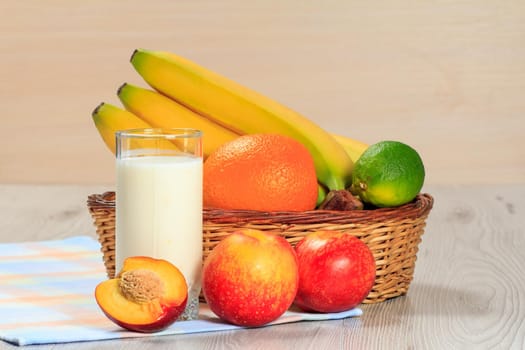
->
[[95, 256, 188, 333]]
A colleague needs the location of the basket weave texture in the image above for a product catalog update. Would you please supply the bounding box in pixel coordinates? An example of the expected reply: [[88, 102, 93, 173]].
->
[[87, 191, 433, 304]]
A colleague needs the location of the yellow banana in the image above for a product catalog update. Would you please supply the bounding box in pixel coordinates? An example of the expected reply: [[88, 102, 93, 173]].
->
[[92, 102, 152, 154], [130, 49, 353, 190], [331, 134, 369, 164], [114, 83, 367, 169], [118, 84, 366, 165], [117, 83, 240, 158]]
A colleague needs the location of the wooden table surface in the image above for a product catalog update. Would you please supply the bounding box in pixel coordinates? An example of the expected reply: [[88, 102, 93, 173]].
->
[[0, 183, 523, 349]]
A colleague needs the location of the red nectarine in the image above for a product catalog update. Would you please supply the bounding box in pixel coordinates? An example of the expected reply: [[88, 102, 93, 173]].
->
[[202, 229, 299, 327]]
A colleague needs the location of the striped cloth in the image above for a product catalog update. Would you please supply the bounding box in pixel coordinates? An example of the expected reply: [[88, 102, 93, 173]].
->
[[0, 236, 362, 346]]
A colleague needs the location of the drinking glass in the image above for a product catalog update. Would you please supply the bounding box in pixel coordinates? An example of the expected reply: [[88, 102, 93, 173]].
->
[[115, 128, 203, 320]]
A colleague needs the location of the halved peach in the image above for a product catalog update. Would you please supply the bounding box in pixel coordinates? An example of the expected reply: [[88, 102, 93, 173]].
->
[[95, 256, 188, 333]]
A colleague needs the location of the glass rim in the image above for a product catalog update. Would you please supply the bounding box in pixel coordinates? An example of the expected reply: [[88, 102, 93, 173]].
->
[[116, 128, 202, 139]]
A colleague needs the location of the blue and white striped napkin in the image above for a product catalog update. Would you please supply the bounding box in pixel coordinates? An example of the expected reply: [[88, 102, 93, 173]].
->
[[0, 236, 362, 346]]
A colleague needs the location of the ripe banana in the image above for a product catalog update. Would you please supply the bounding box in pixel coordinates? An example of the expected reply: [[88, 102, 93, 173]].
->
[[130, 49, 353, 190], [117, 83, 240, 158], [92, 102, 152, 154], [331, 134, 369, 164], [112, 83, 367, 174], [118, 83, 366, 165]]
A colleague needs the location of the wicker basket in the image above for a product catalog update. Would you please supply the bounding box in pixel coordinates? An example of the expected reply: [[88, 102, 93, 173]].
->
[[87, 191, 433, 304]]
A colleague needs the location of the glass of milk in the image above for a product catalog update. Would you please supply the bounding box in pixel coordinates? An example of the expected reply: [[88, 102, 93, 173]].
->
[[115, 128, 203, 320]]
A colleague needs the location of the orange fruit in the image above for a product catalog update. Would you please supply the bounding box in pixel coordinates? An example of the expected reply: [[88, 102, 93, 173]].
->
[[203, 133, 318, 212]]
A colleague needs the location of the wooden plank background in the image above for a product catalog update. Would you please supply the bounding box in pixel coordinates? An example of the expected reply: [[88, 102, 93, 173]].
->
[[1, 0, 524, 185]]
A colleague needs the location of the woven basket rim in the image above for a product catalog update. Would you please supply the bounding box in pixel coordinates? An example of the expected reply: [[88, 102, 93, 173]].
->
[[87, 192, 433, 225]]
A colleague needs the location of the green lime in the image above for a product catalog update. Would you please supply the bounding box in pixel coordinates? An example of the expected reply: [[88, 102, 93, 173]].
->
[[351, 140, 425, 207]]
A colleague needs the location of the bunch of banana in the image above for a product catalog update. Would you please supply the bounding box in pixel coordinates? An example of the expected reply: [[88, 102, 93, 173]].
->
[[92, 49, 368, 192]]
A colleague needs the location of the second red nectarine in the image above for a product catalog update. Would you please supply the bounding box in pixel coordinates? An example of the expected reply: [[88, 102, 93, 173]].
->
[[294, 231, 376, 313]]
